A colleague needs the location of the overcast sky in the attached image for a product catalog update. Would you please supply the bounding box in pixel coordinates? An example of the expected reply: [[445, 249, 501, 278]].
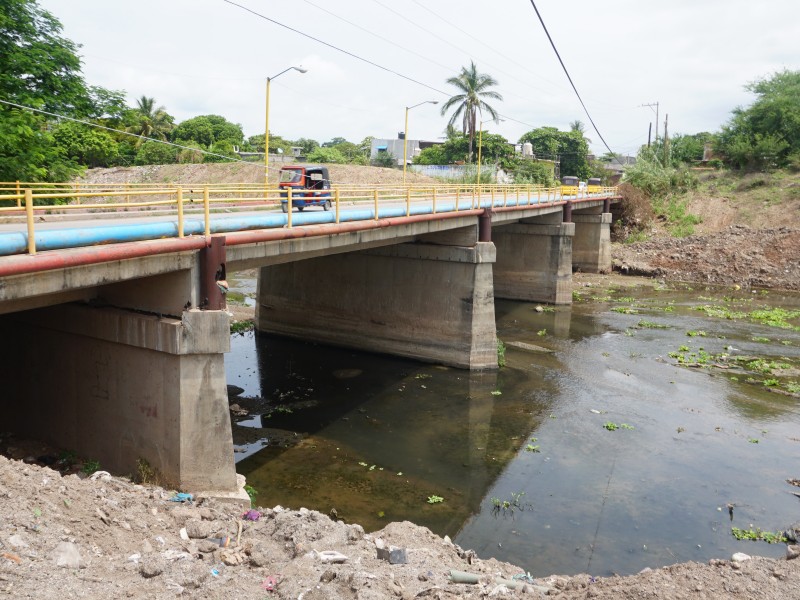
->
[[39, 0, 796, 157]]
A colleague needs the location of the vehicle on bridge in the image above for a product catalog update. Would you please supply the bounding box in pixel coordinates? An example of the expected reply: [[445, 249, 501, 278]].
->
[[279, 165, 332, 212]]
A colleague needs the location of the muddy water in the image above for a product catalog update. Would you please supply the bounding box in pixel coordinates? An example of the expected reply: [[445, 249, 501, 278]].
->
[[228, 281, 800, 577]]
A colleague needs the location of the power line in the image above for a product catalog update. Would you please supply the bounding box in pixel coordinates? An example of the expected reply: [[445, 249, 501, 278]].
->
[[526, 1, 616, 157], [0, 98, 261, 167], [221, 0, 448, 97]]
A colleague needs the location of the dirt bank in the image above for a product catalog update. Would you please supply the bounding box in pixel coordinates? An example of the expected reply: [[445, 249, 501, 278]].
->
[[612, 225, 800, 291], [0, 453, 798, 599]]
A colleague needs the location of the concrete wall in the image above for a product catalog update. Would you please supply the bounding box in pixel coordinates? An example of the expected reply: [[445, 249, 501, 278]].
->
[[572, 209, 612, 273], [256, 242, 498, 369], [0, 305, 237, 493], [493, 212, 575, 305]]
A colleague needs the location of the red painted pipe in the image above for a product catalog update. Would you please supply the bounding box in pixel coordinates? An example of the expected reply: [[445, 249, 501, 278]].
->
[[0, 195, 618, 277], [0, 236, 209, 277]]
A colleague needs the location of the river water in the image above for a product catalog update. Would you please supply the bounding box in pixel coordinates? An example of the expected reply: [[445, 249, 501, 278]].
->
[[227, 278, 800, 577]]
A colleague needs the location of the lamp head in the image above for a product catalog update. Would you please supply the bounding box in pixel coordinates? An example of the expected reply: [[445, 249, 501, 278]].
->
[[295, 66, 308, 74]]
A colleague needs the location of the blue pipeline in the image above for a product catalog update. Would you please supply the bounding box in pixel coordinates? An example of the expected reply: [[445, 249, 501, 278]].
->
[[0, 192, 573, 257]]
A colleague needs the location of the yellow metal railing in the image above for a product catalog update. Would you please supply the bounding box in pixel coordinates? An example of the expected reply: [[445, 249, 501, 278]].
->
[[0, 183, 618, 256]]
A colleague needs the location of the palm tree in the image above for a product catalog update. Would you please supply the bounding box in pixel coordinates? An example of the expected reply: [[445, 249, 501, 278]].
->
[[128, 95, 174, 146], [570, 119, 592, 145], [440, 62, 502, 162]]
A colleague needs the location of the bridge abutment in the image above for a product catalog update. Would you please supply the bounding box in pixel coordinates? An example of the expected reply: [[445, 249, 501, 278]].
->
[[256, 241, 499, 369], [572, 209, 612, 273], [0, 305, 241, 496], [492, 215, 575, 305]]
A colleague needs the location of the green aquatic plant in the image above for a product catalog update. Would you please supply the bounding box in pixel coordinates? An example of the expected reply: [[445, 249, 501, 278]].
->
[[637, 320, 670, 329], [525, 444, 540, 452], [603, 422, 619, 431], [686, 330, 706, 337], [731, 527, 786, 543], [497, 340, 506, 367], [427, 495, 444, 504], [611, 307, 639, 315]]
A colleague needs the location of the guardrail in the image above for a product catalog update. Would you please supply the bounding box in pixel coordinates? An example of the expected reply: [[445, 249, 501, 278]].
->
[[0, 183, 618, 256]]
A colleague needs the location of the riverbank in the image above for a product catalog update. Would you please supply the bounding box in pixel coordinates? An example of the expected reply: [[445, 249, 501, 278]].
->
[[0, 454, 797, 599]]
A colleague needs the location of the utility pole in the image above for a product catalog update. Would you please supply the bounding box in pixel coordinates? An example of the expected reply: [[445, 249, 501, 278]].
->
[[640, 102, 659, 143], [663, 114, 669, 165], [647, 122, 652, 147]]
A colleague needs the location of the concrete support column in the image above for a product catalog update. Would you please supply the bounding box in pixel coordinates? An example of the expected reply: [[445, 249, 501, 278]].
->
[[572, 212, 612, 273], [0, 305, 238, 494], [256, 242, 498, 369], [492, 220, 575, 305]]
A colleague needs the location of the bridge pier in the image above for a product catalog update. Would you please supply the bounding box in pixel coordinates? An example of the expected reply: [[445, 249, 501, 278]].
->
[[492, 214, 576, 305], [256, 241, 498, 369], [0, 305, 241, 496], [572, 209, 612, 273]]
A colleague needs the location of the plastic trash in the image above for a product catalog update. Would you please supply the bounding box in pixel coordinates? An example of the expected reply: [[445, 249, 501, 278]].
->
[[207, 536, 231, 548], [169, 492, 193, 503], [450, 569, 480, 584], [242, 509, 261, 521]]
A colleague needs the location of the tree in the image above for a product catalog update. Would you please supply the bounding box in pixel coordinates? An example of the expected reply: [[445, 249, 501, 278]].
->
[[306, 147, 347, 164], [440, 61, 503, 163], [172, 114, 243, 148], [292, 138, 320, 154], [716, 70, 800, 170], [415, 131, 512, 165], [518, 126, 591, 180], [134, 141, 177, 165], [126, 96, 175, 145], [52, 121, 119, 168], [0, 0, 97, 180]]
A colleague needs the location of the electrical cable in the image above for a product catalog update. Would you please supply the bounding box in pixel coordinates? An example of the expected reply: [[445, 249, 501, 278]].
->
[[221, 0, 449, 97], [0, 98, 263, 168], [527, 1, 617, 157]]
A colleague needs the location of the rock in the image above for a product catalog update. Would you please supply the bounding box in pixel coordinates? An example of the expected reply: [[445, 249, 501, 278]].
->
[[53, 541, 85, 569], [317, 550, 348, 563], [197, 540, 219, 554], [320, 569, 337, 583], [139, 556, 165, 578], [8, 534, 27, 548], [377, 545, 408, 564], [185, 518, 211, 539], [249, 550, 270, 567], [787, 545, 800, 560], [731, 552, 751, 562]]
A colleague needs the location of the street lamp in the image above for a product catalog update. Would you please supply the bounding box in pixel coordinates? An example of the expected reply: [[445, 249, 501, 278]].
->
[[403, 100, 438, 184], [265, 66, 307, 187], [477, 117, 504, 185]]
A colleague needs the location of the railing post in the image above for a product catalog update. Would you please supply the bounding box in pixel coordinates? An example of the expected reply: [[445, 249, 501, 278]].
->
[[287, 187, 292, 228], [472, 186, 476, 210], [455, 187, 460, 212], [374, 189, 379, 220], [503, 186, 508, 207], [335, 188, 340, 224], [75, 182, 81, 205], [203, 186, 210, 236], [405, 188, 410, 217], [24, 189, 35, 255], [432, 187, 437, 213], [15, 180, 21, 208], [491, 187, 495, 208], [177, 186, 184, 238]]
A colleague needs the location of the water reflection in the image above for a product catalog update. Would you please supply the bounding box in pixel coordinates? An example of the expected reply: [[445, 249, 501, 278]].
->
[[227, 283, 800, 578]]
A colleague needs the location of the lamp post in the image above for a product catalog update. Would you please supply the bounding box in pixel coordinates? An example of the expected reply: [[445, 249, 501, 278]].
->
[[403, 100, 438, 185], [265, 66, 307, 187], [477, 117, 503, 185]]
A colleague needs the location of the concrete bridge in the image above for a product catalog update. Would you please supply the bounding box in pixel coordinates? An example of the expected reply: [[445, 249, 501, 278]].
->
[[0, 184, 617, 500]]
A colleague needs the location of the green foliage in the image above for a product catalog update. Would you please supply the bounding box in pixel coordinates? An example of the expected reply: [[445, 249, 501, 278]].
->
[[716, 70, 800, 170], [82, 459, 100, 475], [497, 339, 506, 367], [0, 0, 112, 180], [518, 127, 591, 180], [172, 114, 243, 148], [52, 121, 119, 168], [440, 61, 503, 162], [372, 150, 397, 168], [204, 139, 237, 163], [505, 157, 556, 185], [244, 485, 258, 508], [624, 147, 698, 197], [293, 137, 320, 154], [731, 527, 786, 543], [306, 146, 347, 164], [135, 141, 177, 165], [426, 495, 444, 504], [415, 131, 512, 166], [177, 141, 204, 164], [125, 96, 175, 145]]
